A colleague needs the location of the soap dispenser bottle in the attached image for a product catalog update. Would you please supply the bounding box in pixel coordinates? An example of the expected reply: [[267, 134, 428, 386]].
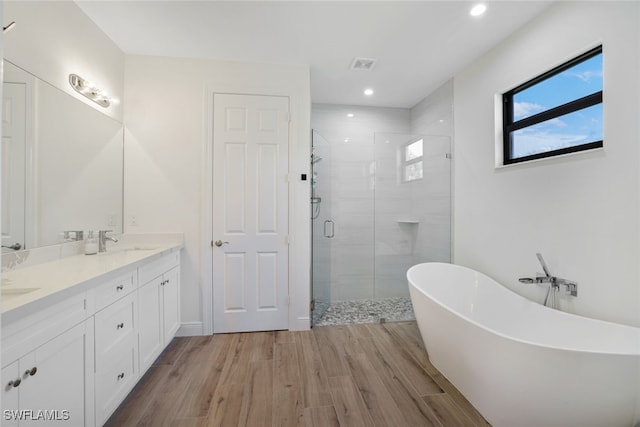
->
[[85, 230, 98, 255]]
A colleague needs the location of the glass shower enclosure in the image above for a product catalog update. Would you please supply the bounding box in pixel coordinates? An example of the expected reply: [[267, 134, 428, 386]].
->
[[311, 130, 451, 326]]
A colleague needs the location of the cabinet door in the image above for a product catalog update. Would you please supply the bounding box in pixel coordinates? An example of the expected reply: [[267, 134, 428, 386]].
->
[[138, 276, 163, 374], [162, 267, 180, 344], [20, 322, 87, 427], [1, 360, 20, 427]]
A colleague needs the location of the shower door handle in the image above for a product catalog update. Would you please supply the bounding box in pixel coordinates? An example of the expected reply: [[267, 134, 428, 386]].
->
[[324, 220, 335, 238]]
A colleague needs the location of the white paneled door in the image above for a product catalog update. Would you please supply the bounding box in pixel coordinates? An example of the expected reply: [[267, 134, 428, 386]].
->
[[212, 94, 290, 333]]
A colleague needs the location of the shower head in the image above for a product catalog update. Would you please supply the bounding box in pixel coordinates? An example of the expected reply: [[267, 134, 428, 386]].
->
[[311, 155, 323, 164]]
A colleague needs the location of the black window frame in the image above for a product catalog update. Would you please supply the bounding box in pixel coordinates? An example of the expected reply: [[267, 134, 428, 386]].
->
[[502, 45, 603, 165]]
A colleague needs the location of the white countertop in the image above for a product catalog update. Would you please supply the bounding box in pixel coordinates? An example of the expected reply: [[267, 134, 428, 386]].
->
[[2, 237, 182, 323]]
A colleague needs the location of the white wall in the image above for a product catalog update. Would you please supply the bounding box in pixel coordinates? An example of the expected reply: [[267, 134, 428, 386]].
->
[[3, 1, 124, 121], [454, 2, 640, 326], [124, 55, 311, 333]]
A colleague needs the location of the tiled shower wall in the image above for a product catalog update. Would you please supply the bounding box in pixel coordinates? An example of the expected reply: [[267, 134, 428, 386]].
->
[[312, 81, 453, 303]]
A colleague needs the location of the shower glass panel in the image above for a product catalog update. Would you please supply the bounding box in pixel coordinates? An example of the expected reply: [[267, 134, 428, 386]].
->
[[311, 130, 334, 325], [373, 133, 451, 300], [311, 129, 450, 326]]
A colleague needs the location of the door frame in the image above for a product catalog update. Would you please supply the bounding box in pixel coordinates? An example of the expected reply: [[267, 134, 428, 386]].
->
[[201, 89, 306, 335]]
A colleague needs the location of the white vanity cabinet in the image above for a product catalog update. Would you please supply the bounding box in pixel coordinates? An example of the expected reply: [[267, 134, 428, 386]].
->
[[2, 244, 182, 427], [1, 294, 94, 427], [138, 252, 180, 374], [93, 272, 139, 426]]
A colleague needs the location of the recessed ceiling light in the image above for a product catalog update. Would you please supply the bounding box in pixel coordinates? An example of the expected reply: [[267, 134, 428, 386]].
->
[[347, 113, 355, 118], [470, 4, 487, 17], [364, 88, 374, 96], [344, 137, 350, 143]]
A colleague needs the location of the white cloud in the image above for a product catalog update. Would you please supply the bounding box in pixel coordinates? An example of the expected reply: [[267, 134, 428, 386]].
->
[[513, 101, 544, 119], [570, 70, 603, 83]]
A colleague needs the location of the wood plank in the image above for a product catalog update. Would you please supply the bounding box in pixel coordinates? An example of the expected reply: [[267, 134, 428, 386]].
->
[[358, 337, 442, 427], [170, 417, 207, 427], [422, 394, 477, 427], [136, 337, 211, 426], [205, 383, 244, 427], [367, 324, 442, 395], [303, 406, 340, 427], [153, 336, 192, 367], [313, 326, 349, 377], [346, 323, 373, 340], [104, 364, 171, 426], [273, 342, 305, 426], [294, 331, 333, 407], [237, 360, 273, 426], [328, 376, 375, 427], [383, 323, 490, 426], [275, 330, 294, 344], [175, 334, 235, 418], [343, 348, 407, 426], [217, 332, 253, 386], [250, 330, 275, 361], [382, 322, 433, 373], [313, 325, 362, 377], [427, 372, 491, 427]]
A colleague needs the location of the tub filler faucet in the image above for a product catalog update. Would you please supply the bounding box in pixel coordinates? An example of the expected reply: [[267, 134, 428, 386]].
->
[[519, 253, 578, 307]]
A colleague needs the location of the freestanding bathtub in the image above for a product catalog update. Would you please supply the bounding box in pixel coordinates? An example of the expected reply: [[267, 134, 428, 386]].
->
[[407, 262, 640, 427]]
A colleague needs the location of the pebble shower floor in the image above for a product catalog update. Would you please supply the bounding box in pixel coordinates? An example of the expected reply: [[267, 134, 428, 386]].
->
[[313, 297, 415, 326]]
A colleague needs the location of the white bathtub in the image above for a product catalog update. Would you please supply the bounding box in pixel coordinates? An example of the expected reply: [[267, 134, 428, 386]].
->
[[407, 262, 640, 427]]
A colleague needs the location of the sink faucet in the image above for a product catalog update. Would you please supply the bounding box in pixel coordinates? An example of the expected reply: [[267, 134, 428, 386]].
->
[[519, 253, 578, 308], [98, 230, 119, 253]]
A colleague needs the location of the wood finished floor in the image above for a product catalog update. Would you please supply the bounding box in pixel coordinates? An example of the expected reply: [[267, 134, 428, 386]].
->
[[105, 321, 490, 427]]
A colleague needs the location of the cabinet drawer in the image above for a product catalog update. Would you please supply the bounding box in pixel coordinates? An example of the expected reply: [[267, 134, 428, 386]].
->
[[95, 345, 137, 426], [95, 293, 136, 370], [94, 272, 136, 312], [139, 251, 179, 285]]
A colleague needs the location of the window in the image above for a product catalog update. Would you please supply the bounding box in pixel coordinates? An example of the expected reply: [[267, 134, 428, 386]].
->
[[403, 138, 423, 182], [502, 45, 603, 165]]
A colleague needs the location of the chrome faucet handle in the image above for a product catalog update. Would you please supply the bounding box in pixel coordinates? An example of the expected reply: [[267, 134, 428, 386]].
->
[[535, 253, 552, 278], [556, 278, 578, 297]]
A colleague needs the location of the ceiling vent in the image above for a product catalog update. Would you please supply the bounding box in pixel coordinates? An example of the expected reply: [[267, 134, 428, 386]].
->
[[349, 57, 377, 71]]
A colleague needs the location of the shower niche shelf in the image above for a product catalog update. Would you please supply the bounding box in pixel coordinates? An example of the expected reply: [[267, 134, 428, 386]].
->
[[397, 219, 420, 224]]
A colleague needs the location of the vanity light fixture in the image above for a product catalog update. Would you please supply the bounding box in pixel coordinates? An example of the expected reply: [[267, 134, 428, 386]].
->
[[364, 88, 374, 96], [3, 21, 16, 33], [470, 3, 487, 17], [69, 74, 114, 108], [347, 113, 355, 118]]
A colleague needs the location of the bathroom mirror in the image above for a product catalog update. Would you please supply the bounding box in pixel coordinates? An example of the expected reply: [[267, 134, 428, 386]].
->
[[1, 60, 124, 250]]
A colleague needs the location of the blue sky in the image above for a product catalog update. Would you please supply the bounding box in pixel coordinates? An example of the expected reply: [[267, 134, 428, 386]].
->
[[511, 53, 603, 158]]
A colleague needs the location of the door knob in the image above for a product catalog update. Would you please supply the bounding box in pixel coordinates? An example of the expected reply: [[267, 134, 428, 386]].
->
[[214, 240, 229, 247]]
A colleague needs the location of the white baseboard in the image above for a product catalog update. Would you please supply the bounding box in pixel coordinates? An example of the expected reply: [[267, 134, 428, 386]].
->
[[290, 316, 311, 331], [176, 322, 205, 336]]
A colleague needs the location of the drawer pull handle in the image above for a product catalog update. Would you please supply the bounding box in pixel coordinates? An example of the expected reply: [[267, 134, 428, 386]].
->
[[8, 378, 21, 388], [116, 285, 124, 291], [24, 367, 37, 377], [117, 372, 125, 381], [117, 322, 125, 329]]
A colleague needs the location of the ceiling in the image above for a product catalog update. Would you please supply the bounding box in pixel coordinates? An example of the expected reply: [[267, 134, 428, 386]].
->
[[76, 1, 552, 108]]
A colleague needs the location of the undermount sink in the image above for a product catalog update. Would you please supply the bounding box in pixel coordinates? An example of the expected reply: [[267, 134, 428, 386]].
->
[[2, 287, 40, 296]]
